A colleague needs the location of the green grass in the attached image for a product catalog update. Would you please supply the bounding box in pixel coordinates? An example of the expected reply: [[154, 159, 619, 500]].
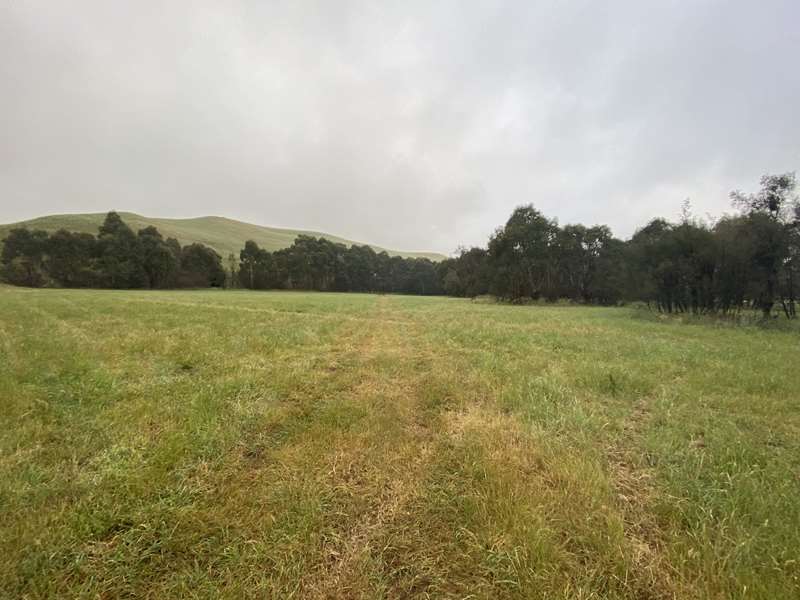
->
[[1, 287, 798, 599], [0, 212, 446, 261]]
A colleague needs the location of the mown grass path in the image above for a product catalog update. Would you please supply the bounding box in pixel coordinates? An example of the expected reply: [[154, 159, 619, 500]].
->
[[1, 287, 798, 598]]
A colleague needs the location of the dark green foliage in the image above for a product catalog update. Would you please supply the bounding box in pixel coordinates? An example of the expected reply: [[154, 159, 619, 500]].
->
[[472, 206, 624, 304], [225, 253, 238, 289], [138, 226, 180, 288], [96, 211, 147, 288], [1, 213, 223, 290], [438, 247, 490, 298], [441, 173, 798, 317], [728, 174, 798, 318], [238, 237, 443, 295], [239, 239, 278, 289], [2, 172, 797, 316], [1, 228, 49, 287], [46, 229, 100, 287], [178, 244, 225, 287], [626, 217, 717, 313], [487, 205, 558, 300]]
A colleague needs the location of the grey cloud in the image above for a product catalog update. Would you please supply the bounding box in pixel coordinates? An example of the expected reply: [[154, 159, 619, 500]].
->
[[2, 1, 799, 254]]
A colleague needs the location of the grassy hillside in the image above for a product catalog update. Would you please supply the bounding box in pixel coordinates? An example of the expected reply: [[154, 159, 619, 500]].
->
[[2, 288, 799, 598], [0, 212, 446, 261]]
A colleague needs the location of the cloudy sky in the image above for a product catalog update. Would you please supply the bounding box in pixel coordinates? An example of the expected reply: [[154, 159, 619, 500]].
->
[[2, 1, 799, 254]]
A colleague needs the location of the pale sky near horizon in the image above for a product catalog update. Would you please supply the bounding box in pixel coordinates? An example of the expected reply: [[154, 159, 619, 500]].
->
[[2, 1, 799, 254]]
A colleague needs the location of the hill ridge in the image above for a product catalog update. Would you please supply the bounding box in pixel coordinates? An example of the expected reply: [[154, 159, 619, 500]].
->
[[0, 211, 446, 261]]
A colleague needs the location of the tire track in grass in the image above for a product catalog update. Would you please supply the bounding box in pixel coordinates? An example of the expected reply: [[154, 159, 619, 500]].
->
[[607, 396, 683, 599], [299, 295, 442, 598], [346, 302, 659, 598]]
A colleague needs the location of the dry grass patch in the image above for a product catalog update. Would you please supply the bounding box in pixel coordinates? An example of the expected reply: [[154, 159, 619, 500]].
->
[[2, 288, 799, 598]]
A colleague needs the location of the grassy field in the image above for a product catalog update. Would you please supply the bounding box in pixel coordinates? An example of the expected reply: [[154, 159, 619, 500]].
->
[[0, 212, 446, 261], [1, 287, 798, 599]]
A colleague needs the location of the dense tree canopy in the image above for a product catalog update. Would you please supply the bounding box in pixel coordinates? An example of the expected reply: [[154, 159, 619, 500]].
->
[[1, 212, 224, 290], [440, 173, 798, 318], [237, 235, 443, 295], [2, 173, 798, 318]]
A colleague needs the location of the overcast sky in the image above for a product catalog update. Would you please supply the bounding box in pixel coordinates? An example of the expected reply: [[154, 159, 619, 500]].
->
[[2, 1, 799, 254]]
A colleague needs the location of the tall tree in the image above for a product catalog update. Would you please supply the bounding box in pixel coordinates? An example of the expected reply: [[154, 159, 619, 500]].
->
[[0, 228, 49, 287], [730, 173, 798, 317], [97, 212, 146, 288], [488, 206, 558, 300], [46, 229, 98, 287], [179, 243, 225, 287], [226, 253, 238, 289], [138, 226, 179, 288]]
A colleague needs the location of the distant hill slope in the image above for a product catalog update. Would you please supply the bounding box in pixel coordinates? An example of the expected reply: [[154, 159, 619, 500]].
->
[[0, 212, 446, 261]]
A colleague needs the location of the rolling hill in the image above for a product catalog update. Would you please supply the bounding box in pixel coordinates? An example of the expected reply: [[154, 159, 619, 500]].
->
[[0, 212, 446, 261]]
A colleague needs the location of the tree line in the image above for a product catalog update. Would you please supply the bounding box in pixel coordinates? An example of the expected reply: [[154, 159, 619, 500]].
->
[[1, 212, 225, 288], [236, 236, 442, 295], [439, 173, 799, 318], [2, 173, 798, 318]]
